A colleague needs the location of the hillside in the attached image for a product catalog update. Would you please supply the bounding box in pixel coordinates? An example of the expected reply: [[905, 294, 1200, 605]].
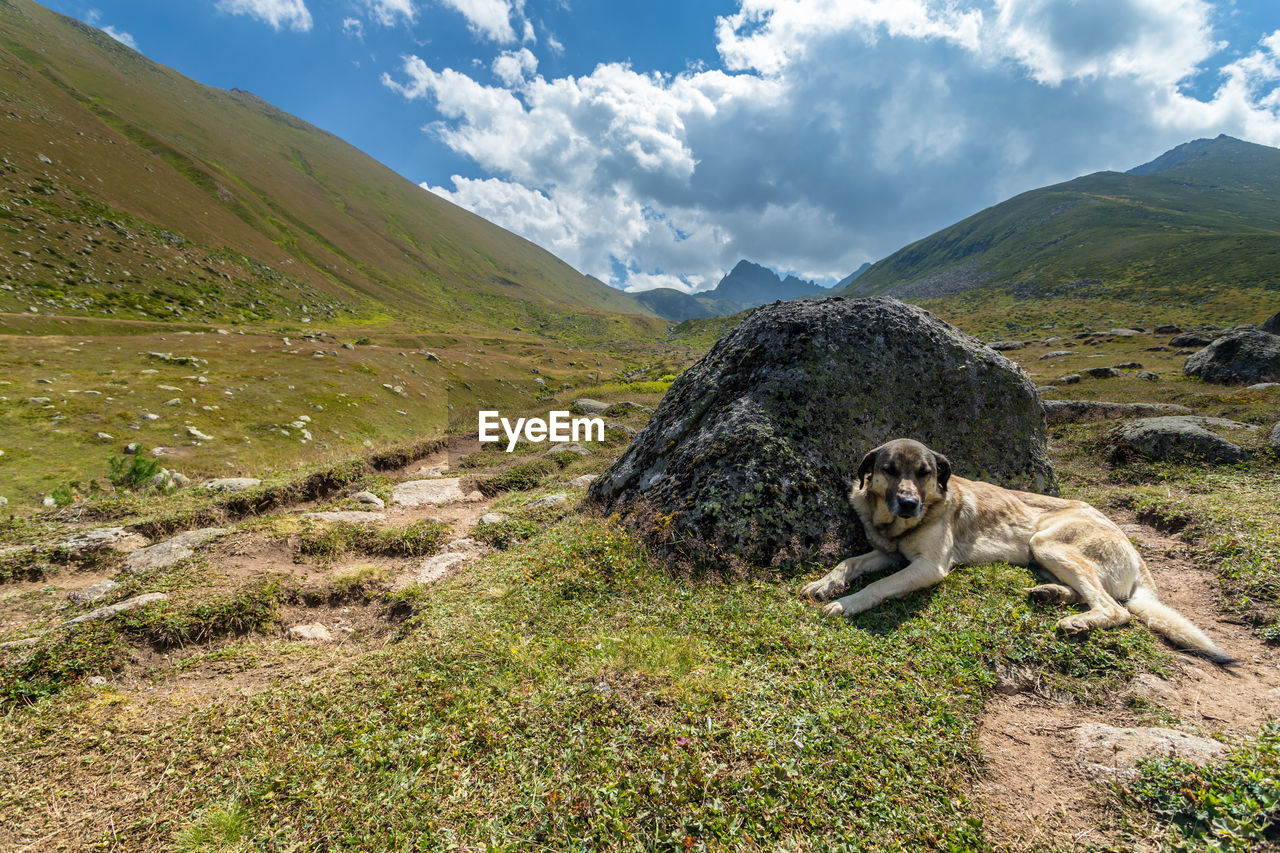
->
[[836, 135, 1280, 331], [631, 287, 715, 322], [0, 0, 655, 334]]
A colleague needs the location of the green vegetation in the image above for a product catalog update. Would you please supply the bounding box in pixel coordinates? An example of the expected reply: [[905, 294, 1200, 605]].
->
[[0, 622, 128, 709], [107, 451, 162, 491], [1128, 723, 1280, 850], [295, 519, 450, 562], [115, 579, 283, 648]]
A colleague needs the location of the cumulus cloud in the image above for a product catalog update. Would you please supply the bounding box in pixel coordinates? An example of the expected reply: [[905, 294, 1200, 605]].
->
[[101, 25, 138, 49], [439, 0, 520, 43], [342, 17, 364, 39], [386, 0, 1280, 291], [364, 0, 415, 27], [217, 0, 312, 32], [492, 48, 537, 86]]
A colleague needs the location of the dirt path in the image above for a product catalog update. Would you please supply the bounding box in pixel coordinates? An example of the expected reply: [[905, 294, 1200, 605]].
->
[[972, 515, 1280, 850]]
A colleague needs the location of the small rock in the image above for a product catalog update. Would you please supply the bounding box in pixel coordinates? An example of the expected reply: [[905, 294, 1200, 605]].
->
[[201, 477, 261, 492], [478, 513, 507, 525], [342, 342, 355, 350], [546, 442, 590, 457], [42, 496, 56, 507], [124, 443, 139, 454], [534, 378, 547, 387], [1108, 328, 1141, 337], [1137, 371, 1159, 381], [1154, 324, 1181, 335], [123, 528, 227, 573], [391, 478, 482, 507], [572, 398, 609, 415], [1145, 345, 1172, 352], [86, 676, 108, 687], [288, 623, 333, 642], [163, 398, 181, 406], [1056, 373, 1081, 385], [1074, 724, 1225, 781], [527, 493, 569, 510], [443, 538, 484, 555], [60, 527, 147, 555], [143, 413, 160, 421], [1270, 422, 1279, 449], [352, 491, 384, 508], [423, 351, 441, 362], [987, 341, 1025, 351], [186, 426, 214, 441], [569, 474, 599, 489], [62, 592, 168, 626], [1039, 350, 1074, 360], [68, 578, 121, 605], [1170, 332, 1214, 348], [1113, 362, 1143, 370], [1042, 400, 1193, 424], [96, 432, 114, 440], [1085, 367, 1121, 378], [0, 497, 7, 508]]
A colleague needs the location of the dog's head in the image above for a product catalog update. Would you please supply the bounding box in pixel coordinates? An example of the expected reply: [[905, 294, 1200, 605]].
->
[[854, 438, 951, 520]]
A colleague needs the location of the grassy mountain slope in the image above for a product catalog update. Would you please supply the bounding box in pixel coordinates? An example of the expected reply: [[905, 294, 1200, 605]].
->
[[836, 135, 1280, 332], [631, 287, 715, 322], [0, 0, 654, 333]]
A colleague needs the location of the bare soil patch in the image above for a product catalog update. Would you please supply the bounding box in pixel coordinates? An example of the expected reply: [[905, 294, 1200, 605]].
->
[[972, 515, 1280, 850]]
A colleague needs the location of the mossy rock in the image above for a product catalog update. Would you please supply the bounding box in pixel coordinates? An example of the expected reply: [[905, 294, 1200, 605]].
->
[[590, 297, 1057, 570], [1184, 329, 1280, 385]]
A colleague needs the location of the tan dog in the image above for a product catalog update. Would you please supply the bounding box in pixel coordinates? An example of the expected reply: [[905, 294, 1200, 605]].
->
[[801, 438, 1232, 664]]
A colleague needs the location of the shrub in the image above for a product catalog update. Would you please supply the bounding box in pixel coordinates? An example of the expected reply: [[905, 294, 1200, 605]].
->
[[108, 451, 161, 491]]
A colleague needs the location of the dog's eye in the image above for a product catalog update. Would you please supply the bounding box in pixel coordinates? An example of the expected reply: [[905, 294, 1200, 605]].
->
[[884, 465, 898, 476], [918, 466, 929, 478]]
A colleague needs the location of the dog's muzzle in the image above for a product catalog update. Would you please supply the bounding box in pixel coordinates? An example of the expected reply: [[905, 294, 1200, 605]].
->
[[889, 495, 922, 518]]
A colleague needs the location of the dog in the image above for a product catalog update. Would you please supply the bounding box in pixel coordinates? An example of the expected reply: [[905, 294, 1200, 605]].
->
[[800, 438, 1233, 664]]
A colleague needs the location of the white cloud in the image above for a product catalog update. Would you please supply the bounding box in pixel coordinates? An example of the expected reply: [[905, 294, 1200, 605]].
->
[[217, 0, 312, 32], [492, 48, 537, 86], [342, 17, 364, 39], [364, 0, 415, 27], [386, 1, 1280, 291], [439, 0, 518, 43], [101, 24, 138, 49], [546, 32, 564, 54]]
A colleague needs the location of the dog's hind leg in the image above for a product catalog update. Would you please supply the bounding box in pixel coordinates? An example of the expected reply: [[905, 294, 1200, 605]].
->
[[801, 550, 901, 601], [1029, 533, 1131, 635]]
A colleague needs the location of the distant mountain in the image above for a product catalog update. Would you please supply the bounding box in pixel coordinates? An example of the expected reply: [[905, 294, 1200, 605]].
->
[[694, 260, 828, 314], [0, 0, 654, 333], [835, 262, 872, 290], [836, 135, 1280, 314], [632, 287, 715, 322]]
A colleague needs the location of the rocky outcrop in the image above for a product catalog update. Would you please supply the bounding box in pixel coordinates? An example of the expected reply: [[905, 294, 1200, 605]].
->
[[1043, 401, 1191, 425], [1184, 330, 1280, 385], [123, 528, 228, 573], [1107, 416, 1260, 464], [1074, 724, 1225, 781], [590, 297, 1056, 568]]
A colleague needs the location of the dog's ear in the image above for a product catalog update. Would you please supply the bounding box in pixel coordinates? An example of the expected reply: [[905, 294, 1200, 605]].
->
[[933, 451, 952, 492], [856, 447, 880, 489]]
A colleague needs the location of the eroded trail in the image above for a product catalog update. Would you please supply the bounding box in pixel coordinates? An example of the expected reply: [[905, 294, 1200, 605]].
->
[[973, 515, 1280, 850]]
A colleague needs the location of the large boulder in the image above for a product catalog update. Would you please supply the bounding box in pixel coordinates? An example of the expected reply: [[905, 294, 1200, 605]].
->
[[589, 297, 1057, 569], [1259, 311, 1280, 335], [1184, 330, 1280, 385]]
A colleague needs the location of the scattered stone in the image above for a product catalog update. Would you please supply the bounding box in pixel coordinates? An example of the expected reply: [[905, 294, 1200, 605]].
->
[[1184, 329, 1280, 385], [124, 443, 139, 454], [299, 511, 387, 523], [546, 442, 590, 457], [1084, 367, 1121, 378], [1039, 350, 1074, 360], [534, 378, 546, 387], [1107, 416, 1259, 464], [527, 493, 569, 509], [391, 478, 483, 507], [1248, 382, 1280, 390], [604, 422, 638, 438], [201, 477, 261, 492], [1154, 324, 1181, 335], [143, 413, 160, 421], [95, 432, 114, 440], [1108, 328, 1141, 337], [591, 297, 1056, 567], [1056, 373, 1081, 385], [1043, 401, 1193, 424], [414, 463, 449, 477], [442, 538, 484, 555], [86, 676, 108, 687], [288, 623, 334, 642], [59, 527, 147, 555], [1113, 362, 1143, 370], [478, 513, 507, 525], [42, 497, 56, 508], [352, 491, 384, 508], [0, 497, 7, 508], [163, 398, 181, 406], [1074, 724, 1225, 781], [572, 398, 609, 415], [569, 474, 599, 489], [62, 592, 168, 626], [1137, 371, 1159, 381], [342, 342, 355, 350], [123, 528, 227, 573], [186, 426, 214, 441], [1270, 422, 1280, 450], [1145, 345, 1172, 352], [1170, 332, 1215, 348], [987, 341, 1025, 351], [68, 578, 121, 605], [400, 552, 469, 587], [0, 637, 38, 649]]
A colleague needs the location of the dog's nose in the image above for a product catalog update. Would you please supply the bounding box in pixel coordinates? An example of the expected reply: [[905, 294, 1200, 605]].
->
[[896, 496, 920, 517]]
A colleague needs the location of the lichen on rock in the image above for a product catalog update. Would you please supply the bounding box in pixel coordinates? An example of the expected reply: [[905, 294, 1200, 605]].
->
[[590, 297, 1057, 570]]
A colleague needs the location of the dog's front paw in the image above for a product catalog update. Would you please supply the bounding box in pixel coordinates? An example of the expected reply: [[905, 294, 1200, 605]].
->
[[1055, 614, 1092, 635], [821, 599, 847, 618], [801, 578, 838, 601]]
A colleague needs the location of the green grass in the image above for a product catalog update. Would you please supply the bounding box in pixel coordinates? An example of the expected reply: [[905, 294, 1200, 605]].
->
[[1126, 723, 1280, 850], [295, 519, 450, 562]]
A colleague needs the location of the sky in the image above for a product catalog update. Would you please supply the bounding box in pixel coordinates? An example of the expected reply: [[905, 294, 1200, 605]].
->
[[40, 0, 1280, 293]]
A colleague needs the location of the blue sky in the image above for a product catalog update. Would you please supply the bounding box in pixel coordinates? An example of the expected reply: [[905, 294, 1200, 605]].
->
[[44, 1, 1280, 292]]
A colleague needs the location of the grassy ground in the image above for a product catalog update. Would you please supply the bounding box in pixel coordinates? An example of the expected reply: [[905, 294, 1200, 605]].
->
[[0, 318, 1276, 851]]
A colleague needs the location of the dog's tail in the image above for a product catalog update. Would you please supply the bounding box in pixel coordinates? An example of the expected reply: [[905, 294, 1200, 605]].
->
[[1125, 586, 1235, 665]]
